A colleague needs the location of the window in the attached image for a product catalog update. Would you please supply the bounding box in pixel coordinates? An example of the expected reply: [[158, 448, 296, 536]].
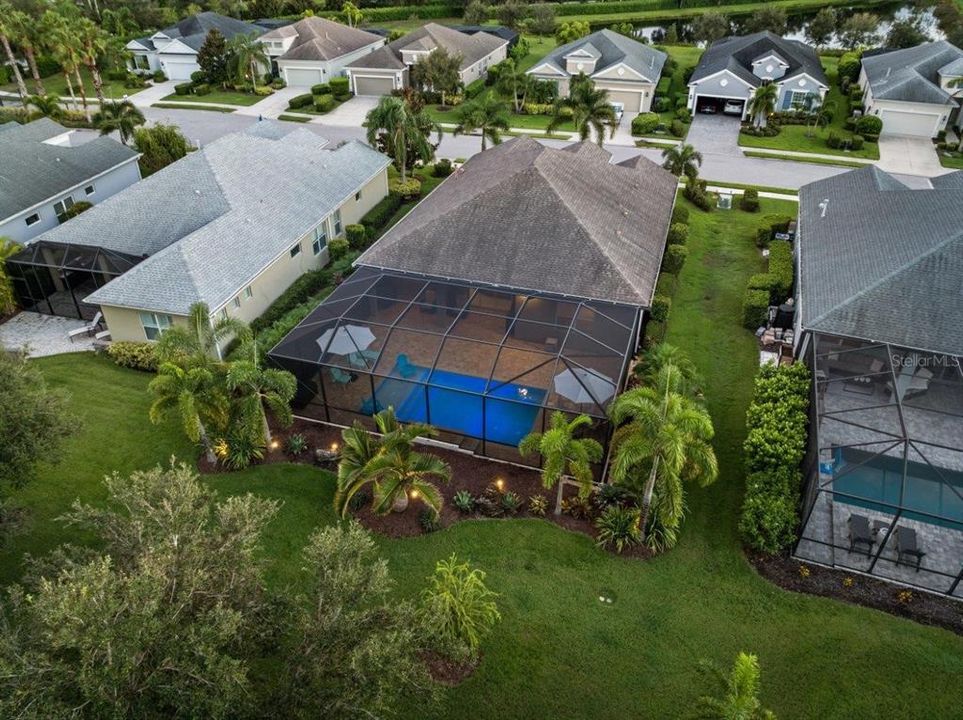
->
[[139, 311, 172, 341], [25, 213, 40, 227], [290, 241, 301, 258], [244, 286, 253, 299], [312, 223, 327, 255], [233, 296, 241, 309], [355, 190, 362, 202], [84, 184, 96, 196], [220, 308, 228, 321], [787, 90, 815, 111], [332, 208, 342, 236], [53, 197, 75, 223]]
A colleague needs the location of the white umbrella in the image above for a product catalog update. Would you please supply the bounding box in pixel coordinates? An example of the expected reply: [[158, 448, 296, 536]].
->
[[553, 367, 616, 406], [316, 324, 376, 355]]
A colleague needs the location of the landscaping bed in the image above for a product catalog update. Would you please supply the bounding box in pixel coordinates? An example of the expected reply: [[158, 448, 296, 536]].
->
[[161, 88, 268, 106]]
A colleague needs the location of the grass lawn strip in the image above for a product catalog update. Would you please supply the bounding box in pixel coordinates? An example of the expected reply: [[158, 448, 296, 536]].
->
[[152, 102, 236, 113], [2, 66, 144, 100], [160, 89, 266, 106], [742, 149, 868, 168]]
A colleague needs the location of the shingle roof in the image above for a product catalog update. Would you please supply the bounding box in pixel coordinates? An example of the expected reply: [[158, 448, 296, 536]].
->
[[797, 166, 963, 357], [28, 123, 390, 316], [532, 29, 666, 83], [347, 23, 507, 72], [0, 119, 138, 221], [690, 31, 827, 88], [356, 138, 677, 307], [260, 17, 382, 62], [158, 12, 264, 52], [862, 41, 963, 105]]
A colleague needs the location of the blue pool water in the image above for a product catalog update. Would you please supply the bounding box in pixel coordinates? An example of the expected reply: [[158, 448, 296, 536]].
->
[[367, 366, 545, 446], [832, 448, 963, 530]]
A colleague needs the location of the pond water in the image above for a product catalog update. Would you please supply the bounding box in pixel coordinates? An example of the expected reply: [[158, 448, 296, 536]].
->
[[634, 3, 944, 49]]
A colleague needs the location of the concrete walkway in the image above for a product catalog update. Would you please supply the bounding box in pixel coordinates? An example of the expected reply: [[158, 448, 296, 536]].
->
[[129, 80, 179, 108], [0, 312, 96, 358], [311, 96, 379, 127], [235, 86, 304, 118]]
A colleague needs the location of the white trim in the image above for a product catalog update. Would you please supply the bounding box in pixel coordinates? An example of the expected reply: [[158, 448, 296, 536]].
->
[[780, 72, 828, 91], [155, 38, 196, 56], [527, 62, 566, 77], [125, 39, 151, 51], [591, 62, 650, 83], [752, 54, 789, 68], [688, 68, 754, 90]]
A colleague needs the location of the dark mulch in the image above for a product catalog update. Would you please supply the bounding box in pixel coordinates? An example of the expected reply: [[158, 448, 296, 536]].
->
[[750, 552, 963, 636], [420, 650, 479, 686]]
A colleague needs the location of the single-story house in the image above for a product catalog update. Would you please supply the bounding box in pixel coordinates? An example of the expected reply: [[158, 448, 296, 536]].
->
[[267, 137, 677, 469], [126, 12, 265, 81], [858, 40, 963, 138], [344, 23, 508, 97], [527, 29, 666, 114], [5, 123, 390, 344], [0, 119, 140, 245], [257, 17, 385, 88], [449, 25, 520, 50], [792, 165, 963, 597], [687, 31, 828, 120]]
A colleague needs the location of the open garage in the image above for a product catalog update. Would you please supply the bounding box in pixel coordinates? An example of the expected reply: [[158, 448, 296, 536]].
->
[[693, 94, 745, 117]]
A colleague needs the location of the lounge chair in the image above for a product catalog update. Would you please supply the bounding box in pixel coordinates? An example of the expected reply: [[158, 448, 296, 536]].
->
[[895, 527, 926, 571], [330, 367, 352, 384], [848, 514, 874, 556], [67, 311, 102, 341], [396, 353, 417, 379]]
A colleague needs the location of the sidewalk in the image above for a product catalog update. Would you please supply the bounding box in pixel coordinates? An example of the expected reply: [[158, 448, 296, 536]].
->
[[129, 80, 178, 108], [235, 86, 304, 118], [740, 146, 876, 165]]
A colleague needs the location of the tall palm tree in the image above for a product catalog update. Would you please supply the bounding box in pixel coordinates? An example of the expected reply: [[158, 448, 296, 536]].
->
[[148, 362, 230, 462], [227, 32, 267, 90], [519, 412, 603, 514], [633, 342, 702, 397], [0, 236, 22, 315], [42, 11, 83, 114], [0, 6, 27, 98], [76, 17, 108, 106], [661, 143, 703, 179], [696, 652, 775, 720], [608, 360, 718, 542], [25, 94, 64, 120], [155, 301, 251, 366], [548, 74, 616, 146], [364, 95, 439, 183], [334, 408, 452, 517], [225, 347, 296, 445], [805, 99, 835, 138], [93, 101, 146, 145], [495, 57, 533, 113], [8, 8, 44, 96], [453, 95, 511, 151], [747, 82, 779, 129]]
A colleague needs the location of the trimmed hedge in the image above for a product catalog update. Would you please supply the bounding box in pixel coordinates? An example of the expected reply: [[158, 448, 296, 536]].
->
[[288, 93, 314, 109], [739, 467, 802, 555], [329, 77, 350, 96], [768, 240, 793, 302], [105, 342, 158, 372], [650, 294, 670, 323], [465, 78, 486, 99], [346, 224, 367, 249], [193, 83, 211, 96], [667, 222, 688, 246], [311, 83, 330, 95], [662, 244, 688, 274], [389, 177, 421, 200], [361, 192, 403, 233], [631, 112, 660, 136], [328, 237, 349, 261], [739, 188, 759, 212], [314, 94, 335, 112], [671, 205, 689, 225], [742, 289, 769, 330], [174, 82, 193, 95]]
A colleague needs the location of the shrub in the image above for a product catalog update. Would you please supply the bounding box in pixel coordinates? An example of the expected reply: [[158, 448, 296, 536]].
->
[[453, 489, 475, 514], [313, 93, 335, 113], [285, 433, 308, 456], [152, 70, 167, 82], [327, 237, 349, 261], [35, 55, 60, 77], [124, 75, 147, 89], [669, 119, 686, 137], [742, 289, 770, 330], [190, 70, 207, 83], [684, 177, 712, 211], [253, 86, 273, 97], [594, 483, 636, 510], [465, 77, 486, 99], [838, 52, 861, 83], [174, 82, 193, 95], [662, 244, 688, 275], [561, 495, 593, 520], [755, 226, 772, 249], [595, 506, 642, 553], [855, 114, 882, 137], [501, 491, 523, 516], [329, 77, 349, 96], [419, 508, 442, 533], [739, 467, 801, 554], [740, 188, 760, 212], [214, 433, 266, 470], [422, 554, 501, 657], [270, 78, 286, 89], [361, 192, 403, 233], [631, 111, 660, 136], [345, 224, 366, 249], [675, 107, 692, 123], [193, 83, 211, 96], [667, 222, 688, 246], [743, 363, 811, 475], [653, 96, 671, 113], [106, 69, 127, 81], [671, 205, 689, 225], [105, 341, 157, 372], [850, 135, 864, 151], [287, 93, 314, 109], [433, 158, 453, 177], [650, 294, 671, 323], [62, 201, 92, 220], [389, 177, 421, 200], [528, 494, 548, 516], [310, 82, 330, 95], [768, 240, 793, 302]]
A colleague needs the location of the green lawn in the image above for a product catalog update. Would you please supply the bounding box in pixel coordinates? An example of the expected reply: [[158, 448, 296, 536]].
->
[[650, 44, 703, 140], [742, 150, 869, 168], [939, 149, 963, 169], [6, 195, 963, 718], [160, 89, 267, 106], [2, 67, 144, 101]]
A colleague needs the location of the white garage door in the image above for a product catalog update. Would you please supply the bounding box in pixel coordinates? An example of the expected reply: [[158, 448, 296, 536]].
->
[[161, 58, 196, 81], [285, 67, 323, 88], [880, 109, 940, 137], [353, 75, 394, 96], [602, 89, 643, 112]]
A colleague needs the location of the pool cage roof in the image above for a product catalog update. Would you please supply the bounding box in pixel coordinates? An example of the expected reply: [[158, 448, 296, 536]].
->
[[7, 240, 143, 275], [268, 267, 641, 418]]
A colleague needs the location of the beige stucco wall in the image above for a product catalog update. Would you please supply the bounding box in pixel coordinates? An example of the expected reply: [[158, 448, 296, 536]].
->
[[459, 43, 508, 85], [101, 305, 189, 343]]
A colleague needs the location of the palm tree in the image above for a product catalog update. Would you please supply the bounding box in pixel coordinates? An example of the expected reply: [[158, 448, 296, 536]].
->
[[8, 8, 45, 96], [495, 58, 533, 113], [227, 32, 268, 90], [25, 94, 63, 120], [633, 342, 702, 397], [0, 236, 22, 315], [747, 82, 778, 129], [453, 95, 511, 151], [155, 301, 251, 366], [93, 101, 146, 145], [696, 652, 775, 720], [364, 95, 439, 183], [334, 407, 452, 517], [42, 11, 82, 114], [548, 74, 616, 146], [225, 347, 297, 445], [608, 359, 718, 543], [148, 362, 230, 462], [519, 412, 603, 514], [0, 7, 28, 98], [661, 143, 703, 179], [76, 17, 108, 105], [805, 99, 836, 138]]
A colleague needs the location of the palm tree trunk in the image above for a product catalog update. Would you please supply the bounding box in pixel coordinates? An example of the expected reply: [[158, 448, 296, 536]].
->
[[198, 421, 216, 464], [554, 479, 564, 515], [74, 67, 91, 121], [63, 71, 77, 110], [1, 34, 28, 99], [86, 56, 106, 105], [481, 131, 486, 152], [261, 405, 272, 446], [638, 455, 660, 541], [397, 127, 407, 183], [24, 46, 44, 96]]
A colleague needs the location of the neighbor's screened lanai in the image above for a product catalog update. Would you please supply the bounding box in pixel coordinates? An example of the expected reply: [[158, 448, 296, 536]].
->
[[268, 268, 640, 466]]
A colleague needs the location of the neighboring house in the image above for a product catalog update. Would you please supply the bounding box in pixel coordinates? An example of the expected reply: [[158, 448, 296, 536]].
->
[[527, 29, 666, 113], [0, 119, 140, 245], [449, 25, 520, 50], [859, 40, 963, 137], [687, 31, 827, 120], [258, 17, 385, 88], [126, 12, 265, 81], [268, 137, 677, 470], [793, 165, 963, 598], [5, 123, 390, 342], [344, 23, 508, 97]]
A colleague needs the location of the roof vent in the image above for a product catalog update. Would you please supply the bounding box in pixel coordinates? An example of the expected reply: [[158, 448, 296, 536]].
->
[[195, 189, 201, 195], [818, 199, 829, 218]]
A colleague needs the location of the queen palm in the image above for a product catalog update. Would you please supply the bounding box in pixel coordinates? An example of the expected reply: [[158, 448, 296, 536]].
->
[[609, 360, 718, 542], [155, 301, 251, 366], [519, 412, 603, 514], [661, 143, 703, 179], [148, 363, 230, 462], [496, 58, 533, 113], [225, 347, 296, 445], [453, 95, 510, 151], [634, 342, 702, 397], [0, 8, 28, 98], [747, 82, 779, 129], [8, 8, 45, 96], [42, 11, 83, 114], [227, 32, 268, 89], [93, 101, 146, 145], [548, 74, 616, 146], [76, 17, 108, 105], [335, 407, 451, 517], [0, 236, 22, 315], [25, 95, 64, 120], [364, 95, 439, 183], [805, 99, 835, 138], [696, 652, 775, 720]]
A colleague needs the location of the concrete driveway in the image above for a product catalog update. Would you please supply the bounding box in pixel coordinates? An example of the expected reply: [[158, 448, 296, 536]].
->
[[313, 95, 380, 127], [235, 86, 305, 119], [876, 134, 946, 177], [687, 112, 742, 156]]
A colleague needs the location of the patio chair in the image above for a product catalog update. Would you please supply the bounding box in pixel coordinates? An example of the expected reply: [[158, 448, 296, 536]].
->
[[330, 367, 352, 385], [895, 527, 926, 571], [848, 514, 874, 557], [395, 353, 417, 379], [67, 311, 103, 342]]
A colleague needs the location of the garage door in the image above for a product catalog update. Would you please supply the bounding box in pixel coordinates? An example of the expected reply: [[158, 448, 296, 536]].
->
[[604, 89, 643, 112], [353, 75, 394, 96], [880, 109, 940, 137], [284, 67, 323, 87], [161, 59, 196, 81]]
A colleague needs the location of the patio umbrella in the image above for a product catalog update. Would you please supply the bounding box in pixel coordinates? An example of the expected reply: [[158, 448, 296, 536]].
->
[[316, 324, 376, 355], [553, 367, 616, 406]]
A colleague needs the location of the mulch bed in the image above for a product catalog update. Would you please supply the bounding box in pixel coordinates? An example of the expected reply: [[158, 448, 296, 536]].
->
[[420, 650, 479, 686], [749, 552, 963, 635]]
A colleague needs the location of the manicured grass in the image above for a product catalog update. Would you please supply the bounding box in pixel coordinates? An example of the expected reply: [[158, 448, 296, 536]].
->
[[278, 113, 312, 123], [938, 149, 963, 169], [742, 149, 869, 168], [655, 44, 702, 137], [9, 196, 963, 718], [2, 67, 144, 101], [160, 89, 266, 106], [152, 102, 236, 113], [706, 181, 799, 196]]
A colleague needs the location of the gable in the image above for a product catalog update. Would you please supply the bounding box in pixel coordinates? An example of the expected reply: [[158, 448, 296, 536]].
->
[[156, 38, 197, 56], [592, 61, 650, 83], [528, 62, 566, 77], [689, 68, 754, 90], [779, 72, 828, 91]]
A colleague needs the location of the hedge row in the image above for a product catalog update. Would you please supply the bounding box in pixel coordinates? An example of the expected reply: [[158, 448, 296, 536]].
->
[[742, 238, 792, 329], [318, 4, 451, 21]]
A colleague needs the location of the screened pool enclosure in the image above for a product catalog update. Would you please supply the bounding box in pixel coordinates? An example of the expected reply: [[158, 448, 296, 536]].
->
[[795, 332, 963, 597], [268, 268, 641, 467]]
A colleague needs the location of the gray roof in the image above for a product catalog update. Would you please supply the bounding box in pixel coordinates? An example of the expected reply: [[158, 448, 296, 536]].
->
[[862, 41, 963, 105], [347, 23, 507, 72], [155, 12, 264, 52], [356, 138, 677, 307], [260, 17, 382, 62], [29, 123, 389, 316], [797, 165, 963, 357], [531, 29, 666, 83], [0, 119, 138, 221], [690, 31, 827, 88]]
